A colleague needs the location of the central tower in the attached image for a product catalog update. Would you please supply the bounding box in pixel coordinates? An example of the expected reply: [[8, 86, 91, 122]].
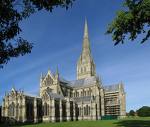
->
[[77, 20, 96, 79]]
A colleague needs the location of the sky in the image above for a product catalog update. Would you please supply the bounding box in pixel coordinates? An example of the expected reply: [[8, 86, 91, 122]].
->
[[0, 0, 150, 112]]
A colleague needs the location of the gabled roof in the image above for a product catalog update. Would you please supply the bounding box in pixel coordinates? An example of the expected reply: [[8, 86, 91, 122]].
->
[[58, 76, 98, 88], [70, 76, 97, 88], [59, 77, 70, 84], [23, 92, 41, 98], [44, 88, 64, 99], [46, 91, 64, 99]]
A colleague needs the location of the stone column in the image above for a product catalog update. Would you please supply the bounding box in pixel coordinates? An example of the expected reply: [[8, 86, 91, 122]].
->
[[92, 102, 96, 120], [14, 101, 17, 120], [5, 106, 8, 117], [119, 92, 126, 117], [100, 89, 105, 117], [22, 97, 26, 123], [96, 96, 101, 120], [66, 100, 70, 121], [73, 102, 76, 121], [49, 100, 51, 121], [80, 101, 83, 120], [59, 100, 62, 122], [34, 98, 38, 123], [90, 100, 92, 120], [5, 97, 9, 117], [51, 99, 55, 122], [2, 99, 5, 117], [2, 107, 4, 118]]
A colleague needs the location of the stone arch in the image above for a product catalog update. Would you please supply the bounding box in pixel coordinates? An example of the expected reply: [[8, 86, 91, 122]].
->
[[88, 106, 90, 116], [16, 103, 19, 119], [43, 102, 48, 116], [8, 102, 15, 117], [84, 91, 86, 96], [84, 67, 86, 72], [81, 67, 83, 74]]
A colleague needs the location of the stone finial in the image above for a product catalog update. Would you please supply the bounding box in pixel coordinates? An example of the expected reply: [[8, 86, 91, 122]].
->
[[56, 66, 59, 76]]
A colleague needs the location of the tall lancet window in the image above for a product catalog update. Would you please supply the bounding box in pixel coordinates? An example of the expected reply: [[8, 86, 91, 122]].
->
[[43, 102, 49, 116], [8, 102, 15, 117]]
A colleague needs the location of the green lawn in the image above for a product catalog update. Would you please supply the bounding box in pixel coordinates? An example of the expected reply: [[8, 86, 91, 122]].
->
[[1, 117, 150, 127]]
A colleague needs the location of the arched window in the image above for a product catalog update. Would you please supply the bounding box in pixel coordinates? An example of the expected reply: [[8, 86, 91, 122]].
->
[[16, 103, 19, 118], [89, 89, 91, 96], [88, 90, 91, 96], [84, 67, 86, 72], [43, 103, 48, 116], [8, 102, 15, 117], [84, 107, 86, 116], [20, 105, 22, 119], [86, 105, 88, 116], [47, 104, 49, 116], [88, 106, 90, 116], [79, 107, 81, 116], [75, 91, 77, 97], [81, 67, 83, 73]]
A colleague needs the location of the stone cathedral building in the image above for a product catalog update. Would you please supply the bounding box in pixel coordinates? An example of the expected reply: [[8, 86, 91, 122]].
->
[[1, 20, 126, 123]]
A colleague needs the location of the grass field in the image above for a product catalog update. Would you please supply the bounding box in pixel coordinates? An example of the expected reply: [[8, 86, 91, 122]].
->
[[1, 117, 150, 127]]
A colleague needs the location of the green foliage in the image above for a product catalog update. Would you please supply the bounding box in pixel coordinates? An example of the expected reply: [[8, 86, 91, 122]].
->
[[137, 106, 150, 117], [129, 110, 135, 116], [106, 0, 150, 45], [0, 0, 75, 68]]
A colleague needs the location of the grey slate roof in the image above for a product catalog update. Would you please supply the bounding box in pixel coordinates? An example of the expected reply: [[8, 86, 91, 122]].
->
[[23, 92, 41, 98], [70, 76, 97, 88], [47, 91, 64, 99], [59, 77, 70, 84], [58, 76, 97, 88], [104, 84, 120, 92]]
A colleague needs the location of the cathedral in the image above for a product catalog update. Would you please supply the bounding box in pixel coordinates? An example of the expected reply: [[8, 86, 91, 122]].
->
[[1, 20, 126, 123]]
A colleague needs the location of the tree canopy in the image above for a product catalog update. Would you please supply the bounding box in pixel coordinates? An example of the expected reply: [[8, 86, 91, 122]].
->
[[106, 0, 150, 45], [129, 110, 135, 116], [137, 106, 150, 117], [0, 0, 74, 68]]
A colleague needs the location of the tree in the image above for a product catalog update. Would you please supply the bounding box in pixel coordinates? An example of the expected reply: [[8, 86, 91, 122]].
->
[[129, 110, 135, 116], [137, 106, 150, 117], [106, 0, 150, 45], [0, 0, 75, 68]]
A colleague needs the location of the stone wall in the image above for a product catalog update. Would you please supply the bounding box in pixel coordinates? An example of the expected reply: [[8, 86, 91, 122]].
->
[[0, 106, 1, 123]]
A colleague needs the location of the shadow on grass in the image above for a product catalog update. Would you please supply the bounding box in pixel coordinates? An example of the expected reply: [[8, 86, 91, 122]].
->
[[0, 122, 40, 127], [116, 120, 150, 127]]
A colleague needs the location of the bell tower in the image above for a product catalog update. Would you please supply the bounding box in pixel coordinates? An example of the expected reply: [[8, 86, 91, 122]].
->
[[77, 20, 96, 79]]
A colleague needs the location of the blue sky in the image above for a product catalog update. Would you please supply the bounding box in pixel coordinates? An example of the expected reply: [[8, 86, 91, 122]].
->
[[0, 0, 150, 112]]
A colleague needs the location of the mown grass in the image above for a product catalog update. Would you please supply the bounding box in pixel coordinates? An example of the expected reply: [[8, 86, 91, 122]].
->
[[1, 117, 150, 127]]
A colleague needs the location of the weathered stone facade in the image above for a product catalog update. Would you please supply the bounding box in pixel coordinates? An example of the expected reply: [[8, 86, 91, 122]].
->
[[1, 20, 126, 123], [0, 106, 1, 123]]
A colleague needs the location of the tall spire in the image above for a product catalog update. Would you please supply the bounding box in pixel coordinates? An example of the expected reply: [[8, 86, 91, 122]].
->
[[77, 19, 96, 80], [82, 19, 91, 57]]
